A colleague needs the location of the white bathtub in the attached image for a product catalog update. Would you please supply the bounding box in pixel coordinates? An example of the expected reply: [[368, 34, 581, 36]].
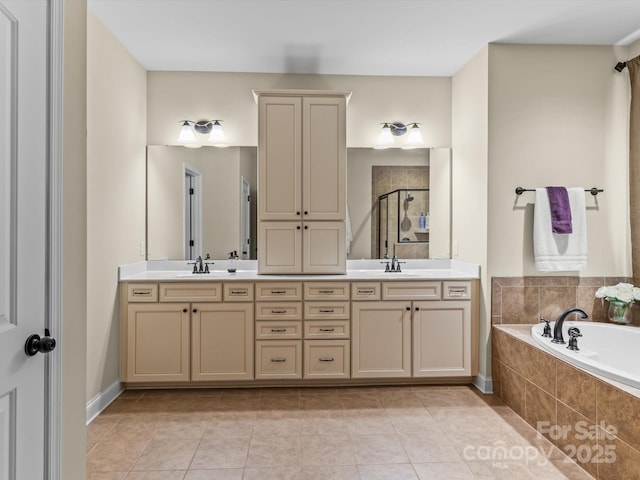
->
[[531, 321, 640, 390]]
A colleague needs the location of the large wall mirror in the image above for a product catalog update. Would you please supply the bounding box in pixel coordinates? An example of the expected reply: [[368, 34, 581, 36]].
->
[[146, 145, 451, 261]]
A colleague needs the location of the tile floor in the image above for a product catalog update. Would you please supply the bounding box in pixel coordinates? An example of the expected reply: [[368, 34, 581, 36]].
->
[[87, 385, 594, 479]]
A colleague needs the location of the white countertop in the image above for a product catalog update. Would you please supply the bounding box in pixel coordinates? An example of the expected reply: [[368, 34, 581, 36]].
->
[[119, 259, 480, 282]]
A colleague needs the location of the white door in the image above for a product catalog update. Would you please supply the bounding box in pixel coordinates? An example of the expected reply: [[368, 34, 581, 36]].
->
[[0, 1, 53, 479]]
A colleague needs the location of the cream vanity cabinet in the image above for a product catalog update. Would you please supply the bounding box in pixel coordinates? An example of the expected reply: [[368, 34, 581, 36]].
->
[[352, 280, 476, 379], [254, 282, 303, 379], [303, 282, 351, 379], [120, 282, 254, 383], [256, 91, 348, 274]]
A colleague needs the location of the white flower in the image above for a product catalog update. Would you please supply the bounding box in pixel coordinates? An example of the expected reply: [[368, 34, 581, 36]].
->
[[595, 282, 640, 305]]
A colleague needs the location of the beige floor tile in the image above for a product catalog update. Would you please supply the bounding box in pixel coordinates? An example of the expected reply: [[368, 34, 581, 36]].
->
[[389, 413, 441, 433], [357, 463, 418, 479], [246, 435, 301, 467], [397, 431, 461, 463], [428, 406, 510, 433], [252, 417, 307, 437], [351, 434, 410, 465], [300, 465, 360, 480], [299, 417, 349, 436], [154, 415, 209, 439], [413, 462, 475, 480], [526, 457, 595, 479], [124, 472, 186, 479], [184, 468, 243, 480], [242, 467, 302, 480], [132, 438, 200, 471], [189, 437, 249, 469], [466, 460, 537, 479], [87, 473, 128, 480], [299, 434, 355, 466], [184, 469, 243, 480], [204, 417, 255, 438], [344, 416, 395, 435], [87, 437, 151, 473]]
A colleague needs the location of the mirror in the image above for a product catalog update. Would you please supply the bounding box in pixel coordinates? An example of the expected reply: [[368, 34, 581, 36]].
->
[[147, 146, 451, 260]]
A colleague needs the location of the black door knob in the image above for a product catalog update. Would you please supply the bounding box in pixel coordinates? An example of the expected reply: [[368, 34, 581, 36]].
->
[[24, 329, 56, 356]]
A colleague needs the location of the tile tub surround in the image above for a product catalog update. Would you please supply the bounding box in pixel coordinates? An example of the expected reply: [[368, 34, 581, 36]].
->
[[87, 385, 594, 479], [491, 276, 640, 326], [492, 324, 640, 480]]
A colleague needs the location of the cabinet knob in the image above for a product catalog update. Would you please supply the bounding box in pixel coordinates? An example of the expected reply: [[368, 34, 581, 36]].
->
[[406, 306, 411, 311], [182, 308, 188, 313], [304, 211, 308, 215], [297, 225, 301, 230], [296, 211, 301, 216], [304, 225, 308, 230], [415, 307, 420, 311], [192, 308, 198, 313]]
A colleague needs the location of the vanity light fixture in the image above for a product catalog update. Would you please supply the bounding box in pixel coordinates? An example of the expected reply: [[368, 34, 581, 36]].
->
[[374, 122, 424, 149], [177, 119, 228, 148]]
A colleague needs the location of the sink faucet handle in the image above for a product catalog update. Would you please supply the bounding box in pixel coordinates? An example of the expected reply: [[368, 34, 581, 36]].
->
[[396, 261, 406, 273], [380, 261, 391, 272], [567, 327, 582, 351]]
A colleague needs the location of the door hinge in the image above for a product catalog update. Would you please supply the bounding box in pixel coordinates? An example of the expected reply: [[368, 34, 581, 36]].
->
[[189, 188, 194, 195], [189, 240, 195, 247]]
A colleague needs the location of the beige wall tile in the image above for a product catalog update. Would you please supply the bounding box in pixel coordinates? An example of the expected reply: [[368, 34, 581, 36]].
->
[[524, 344, 557, 396], [597, 381, 640, 449], [556, 361, 597, 422]]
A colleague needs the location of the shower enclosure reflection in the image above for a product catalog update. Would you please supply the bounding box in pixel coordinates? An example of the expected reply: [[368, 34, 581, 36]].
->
[[378, 189, 429, 259]]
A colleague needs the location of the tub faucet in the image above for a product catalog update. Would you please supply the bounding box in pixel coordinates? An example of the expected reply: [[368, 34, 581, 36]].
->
[[552, 308, 588, 344]]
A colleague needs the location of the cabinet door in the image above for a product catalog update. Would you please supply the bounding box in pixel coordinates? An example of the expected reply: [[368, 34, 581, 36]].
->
[[412, 301, 471, 377], [191, 303, 254, 381], [124, 303, 190, 382], [258, 96, 302, 220], [352, 301, 411, 378], [302, 221, 346, 274], [258, 221, 303, 273], [302, 96, 346, 220]]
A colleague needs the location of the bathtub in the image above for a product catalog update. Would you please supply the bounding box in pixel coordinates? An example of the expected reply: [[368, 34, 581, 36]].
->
[[531, 321, 640, 390]]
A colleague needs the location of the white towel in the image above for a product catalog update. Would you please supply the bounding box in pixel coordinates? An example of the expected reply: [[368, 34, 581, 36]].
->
[[534, 187, 587, 271]]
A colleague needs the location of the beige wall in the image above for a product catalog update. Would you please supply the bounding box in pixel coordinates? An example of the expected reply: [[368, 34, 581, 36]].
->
[[87, 13, 147, 401], [451, 46, 490, 378], [147, 72, 452, 148], [629, 38, 640, 58], [63, 1, 87, 478], [487, 44, 630, 278]]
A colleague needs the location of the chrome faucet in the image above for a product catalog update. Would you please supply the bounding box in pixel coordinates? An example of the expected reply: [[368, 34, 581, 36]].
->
[[552, 308, 588, 344]]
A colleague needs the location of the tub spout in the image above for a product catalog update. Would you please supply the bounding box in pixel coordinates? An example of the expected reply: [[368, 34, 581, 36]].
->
[[552, 308, 588, 344]]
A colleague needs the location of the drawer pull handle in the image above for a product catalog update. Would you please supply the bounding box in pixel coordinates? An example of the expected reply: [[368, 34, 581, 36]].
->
[[132, 290, 151, 296], [448, 288, 467, 296], [318, 290, 334, 294], [358, 289, 374, 294], [270, 290, 286, 294], [230, 290, 246, 295], [270, 328, 287, 333], [270, 357, 287, 363], [319, 309, 335, 313], [318, 328, 335, 332], [271, 310, 287, 314], [319, 357, 334, 362]]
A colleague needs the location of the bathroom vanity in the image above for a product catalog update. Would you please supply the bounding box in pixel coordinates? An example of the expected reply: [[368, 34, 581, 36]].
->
[[119, 260, 479, 387]]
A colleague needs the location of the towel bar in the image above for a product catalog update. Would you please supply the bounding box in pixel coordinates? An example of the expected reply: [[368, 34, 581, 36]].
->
[[515, 187, 603, 196]]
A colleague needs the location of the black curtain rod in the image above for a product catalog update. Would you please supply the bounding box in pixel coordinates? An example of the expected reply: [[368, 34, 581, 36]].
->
[[615, 61, 627, 72], [515, 187, 603, 196]]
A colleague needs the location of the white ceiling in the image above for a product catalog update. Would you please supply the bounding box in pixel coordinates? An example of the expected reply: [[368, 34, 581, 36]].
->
[[88, 0, 640, 76]]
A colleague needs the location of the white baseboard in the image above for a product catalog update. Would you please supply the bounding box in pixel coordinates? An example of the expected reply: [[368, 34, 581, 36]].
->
[[86, 380, 123, 424], [473, 374, 493, 394]]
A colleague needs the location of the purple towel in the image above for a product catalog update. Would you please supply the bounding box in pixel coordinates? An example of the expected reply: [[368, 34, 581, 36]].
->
[[546, 186, 572, 234]]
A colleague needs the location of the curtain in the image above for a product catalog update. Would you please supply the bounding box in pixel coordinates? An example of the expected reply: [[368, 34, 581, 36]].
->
[[629, 56, 640, 284]]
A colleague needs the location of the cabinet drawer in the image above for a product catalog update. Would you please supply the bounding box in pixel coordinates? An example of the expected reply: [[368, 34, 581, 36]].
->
[[256, 321, 302, 340], [304, 340, 350, 379], [443, 281, 472, 300], [223, 283, 254, 302], [381, 281, 441, 301], [255, 282, 302, 301], [159, 282, 222, 302], [304, 282, 350, 300], [304, 301, 350, 320], [351, 282, 381, 301], [255, 302, 303, 320], [255, 340, 302, 379], [304, 320, 350, 339], [127, 283, 158, 303]]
